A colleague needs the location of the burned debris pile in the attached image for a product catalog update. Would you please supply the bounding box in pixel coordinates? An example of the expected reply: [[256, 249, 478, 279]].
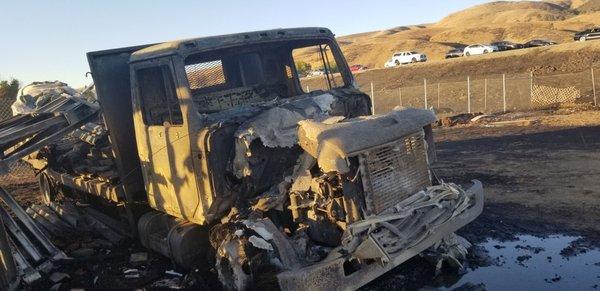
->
[[34, 119, 119, 184], [9, 81, 120, 184], [0, 81, 100, 173], [0, 186, 184, 289]]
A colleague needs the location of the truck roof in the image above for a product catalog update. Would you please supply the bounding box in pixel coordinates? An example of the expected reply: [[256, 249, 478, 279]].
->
[[130, 27, 334, 62]]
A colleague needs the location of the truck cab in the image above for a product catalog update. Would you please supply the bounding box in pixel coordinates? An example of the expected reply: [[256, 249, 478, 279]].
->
[[127, 28, 365, 225]]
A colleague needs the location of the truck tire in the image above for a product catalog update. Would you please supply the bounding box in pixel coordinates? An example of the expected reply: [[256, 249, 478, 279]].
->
[[483, 50, 489, 54], [211, 222, 281, 291], [395, 60, 400, 66], [465, 52, 471, 56], [580, 36, 587, 42], [39, 172, 57, 205]]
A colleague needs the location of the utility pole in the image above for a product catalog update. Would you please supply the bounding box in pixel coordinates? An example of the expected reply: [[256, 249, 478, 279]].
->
[[503, 74, 507, 113], [467, 76, 471, 113]]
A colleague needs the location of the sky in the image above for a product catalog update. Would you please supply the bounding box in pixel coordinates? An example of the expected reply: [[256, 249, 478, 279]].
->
[[0, 0, 492, 88]]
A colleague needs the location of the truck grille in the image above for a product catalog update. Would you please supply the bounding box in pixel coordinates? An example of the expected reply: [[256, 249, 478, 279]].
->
[[358, 131, 431, 214]]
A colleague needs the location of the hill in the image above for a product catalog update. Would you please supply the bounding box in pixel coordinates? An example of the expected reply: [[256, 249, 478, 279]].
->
[[351, 40, 600, 90], [305, 0, 600, 70]]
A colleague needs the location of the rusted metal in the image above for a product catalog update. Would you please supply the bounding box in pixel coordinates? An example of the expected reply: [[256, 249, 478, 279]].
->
[[0, 214, 18, 291], [79, 207, 125, 244], [0, 205, 44, 263], [0, 96, 98, 171], [45, 168, 125, 203], [0, 187, 66, 260], [357, 131, 431, 214], [277, 182, 484, 291]]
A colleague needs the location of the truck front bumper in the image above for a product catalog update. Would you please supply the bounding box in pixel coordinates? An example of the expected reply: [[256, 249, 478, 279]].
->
[[277, 181, 484, 291]]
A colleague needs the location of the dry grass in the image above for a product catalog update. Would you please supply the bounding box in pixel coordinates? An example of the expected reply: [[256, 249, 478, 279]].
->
[[311, 0, 600, 70]]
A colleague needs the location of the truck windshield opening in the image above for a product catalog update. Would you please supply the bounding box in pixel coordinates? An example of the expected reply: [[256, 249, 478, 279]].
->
[[184, 40, 347, 113]]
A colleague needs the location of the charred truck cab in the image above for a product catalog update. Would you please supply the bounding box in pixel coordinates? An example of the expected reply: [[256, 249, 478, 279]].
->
[[81, 28, 483, 290]]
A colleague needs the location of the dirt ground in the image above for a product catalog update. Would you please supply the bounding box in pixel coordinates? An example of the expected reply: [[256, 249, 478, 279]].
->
[[3, 107, 600, 290], [435, 108, 600, 245]]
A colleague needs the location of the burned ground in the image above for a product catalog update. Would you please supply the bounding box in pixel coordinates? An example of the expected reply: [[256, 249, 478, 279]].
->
[[436, 116, 600, 244]]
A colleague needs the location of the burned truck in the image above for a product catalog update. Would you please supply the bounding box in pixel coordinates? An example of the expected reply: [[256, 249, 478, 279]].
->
[[1, 28, 483, 290]]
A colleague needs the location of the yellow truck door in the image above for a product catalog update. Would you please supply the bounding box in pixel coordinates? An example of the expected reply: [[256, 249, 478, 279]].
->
[[132, 60, 200, 221]]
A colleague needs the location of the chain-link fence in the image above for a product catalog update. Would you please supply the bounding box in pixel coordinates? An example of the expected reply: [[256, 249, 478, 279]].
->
[[0, 97, 36, 185], [365, 67, 599, 115]]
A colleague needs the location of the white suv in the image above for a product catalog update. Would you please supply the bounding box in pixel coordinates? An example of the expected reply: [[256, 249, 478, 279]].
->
[[387, 51, 427, 66], [463, 44, 497, 56]]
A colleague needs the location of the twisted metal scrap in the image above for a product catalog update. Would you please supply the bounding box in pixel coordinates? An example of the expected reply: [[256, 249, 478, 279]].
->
[[341, 182, 475, 257]]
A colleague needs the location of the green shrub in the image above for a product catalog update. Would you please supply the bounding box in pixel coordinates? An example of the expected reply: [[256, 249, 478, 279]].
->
[[295, 61, 312, 76]]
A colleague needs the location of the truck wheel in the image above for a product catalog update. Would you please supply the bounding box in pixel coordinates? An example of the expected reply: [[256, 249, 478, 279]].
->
[[211, 223, 281, 291], [580, 36, 587, 42], [483, 50, 489, 54], [465, 52, 470, 56], [395, 60, 400, 66], [39, 172, 57, 205], [411, 57, 417, 63]]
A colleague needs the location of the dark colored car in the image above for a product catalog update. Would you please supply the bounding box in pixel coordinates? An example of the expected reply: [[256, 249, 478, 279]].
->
[[574, 28, 600, 42], [490, 41, 524, 51], [524, 39, 557, 48], [445, 47, 465, 59]]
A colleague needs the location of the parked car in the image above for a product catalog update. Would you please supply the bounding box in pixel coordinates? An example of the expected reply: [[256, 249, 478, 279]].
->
[[524, 39, 557, 48], [389, 51, 427, 65], [349, 64, 367, 72], [574, 28, 600, 42], [490, 41, 523, 51], [463, 44, 496, 56], [445, 48, 465, 59], [384, 59, 395, 68], [308, 69, 325, 77]]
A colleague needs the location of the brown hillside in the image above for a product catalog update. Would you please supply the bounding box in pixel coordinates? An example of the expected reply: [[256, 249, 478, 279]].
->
[[434, 1, 570, 27], [351, 40, 600, 90], [318, 0, 600, 71]]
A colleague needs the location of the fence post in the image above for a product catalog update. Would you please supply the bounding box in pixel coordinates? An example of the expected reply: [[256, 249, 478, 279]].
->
[[437, 83, 440, 109], [370, 82, 375, 114], [530, 71, 534, 105], [484, 78, 488, 112], [592, 68, 597, 106], [398, 87, 403, 107], [467, 76, 471, 113], [503, 74, 507, 113], [424, 78, 428, 109], [0, 215, 18, 290]]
